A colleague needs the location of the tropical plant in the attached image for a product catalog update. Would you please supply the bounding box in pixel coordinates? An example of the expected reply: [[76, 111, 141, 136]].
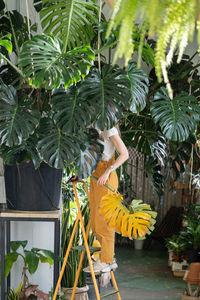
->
[[121, 50, 200, 198], [0, 1, 149, 179], [104, 0, 200, 98], [99, 192, 157, 240], [1, 240, 54, 299], [61, 177, 92, 288], [165, 235, 187, 261]]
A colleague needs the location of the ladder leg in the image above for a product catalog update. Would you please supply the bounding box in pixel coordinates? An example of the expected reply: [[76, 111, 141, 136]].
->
[[110, 271, 121, 300], [71, 220, 91, 300], [73, 182, 101, 300], [53, 217, 80, 300]]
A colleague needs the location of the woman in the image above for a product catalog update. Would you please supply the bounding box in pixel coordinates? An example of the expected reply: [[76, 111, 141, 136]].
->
[[84, 126, 129, 273]]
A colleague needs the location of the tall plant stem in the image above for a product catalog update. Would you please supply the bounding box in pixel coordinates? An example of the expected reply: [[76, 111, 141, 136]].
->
[[62, 0, 74, 53], [98, 0, 103, 73], [5, 0, 20, 56], [0, 53, 24, 77], [91, 175, 116, 192], [25, 0, 31, 40]]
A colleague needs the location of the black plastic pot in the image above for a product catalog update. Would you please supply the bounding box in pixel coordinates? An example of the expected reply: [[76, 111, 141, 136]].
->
[[4, 161, 62, 211]]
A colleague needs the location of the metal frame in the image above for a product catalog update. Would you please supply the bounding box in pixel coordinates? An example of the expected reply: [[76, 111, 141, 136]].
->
[[0, 213, 60, 300]]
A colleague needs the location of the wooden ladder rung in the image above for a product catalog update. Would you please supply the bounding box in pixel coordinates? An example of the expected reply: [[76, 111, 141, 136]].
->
[[100, 290, 119, 298]]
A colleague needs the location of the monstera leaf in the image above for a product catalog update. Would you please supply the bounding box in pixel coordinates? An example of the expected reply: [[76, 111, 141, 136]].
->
[[18, 34, 95, 89], [150, 87, 200, 142], [37, 125, 80, 169], [126, 62, 149, 113], [79, 64, 130, 130], [75, 129, 103, 179], [37, 0, 98, 49], [0, 34, 12, 54], [51, 86, 98, 134], [0, 84, 40, 147]]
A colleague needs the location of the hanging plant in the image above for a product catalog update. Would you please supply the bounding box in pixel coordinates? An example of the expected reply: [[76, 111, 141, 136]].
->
[[105, 0, 199, 98], [99, 192, 157, 239]]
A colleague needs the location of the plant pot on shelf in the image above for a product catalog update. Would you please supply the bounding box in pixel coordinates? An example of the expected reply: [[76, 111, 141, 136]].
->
[[172, 260, 188, 278], [62, 286, 89, 300], [4, 161, 62, 211]]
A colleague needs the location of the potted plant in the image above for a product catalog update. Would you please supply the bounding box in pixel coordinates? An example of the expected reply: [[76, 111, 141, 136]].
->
[[60, 177, 92, 300], [0, 0, 149, 211], [182, 262, 200, 300], [1, 240, 54, 299], [165, 234, 188, 277]]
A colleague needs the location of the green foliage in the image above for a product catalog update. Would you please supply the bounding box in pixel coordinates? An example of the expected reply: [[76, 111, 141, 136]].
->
[[0, 240, 54, 283], [61, 179, 92, 288], [37, 0, 99, 50], [18, 34, 95, 89], [150, 87, 200, 142], [106, 0, 199, 97], [126, 62, 149, 113]]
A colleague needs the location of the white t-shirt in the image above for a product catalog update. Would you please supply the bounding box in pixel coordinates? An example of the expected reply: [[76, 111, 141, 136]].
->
[[97, 127, 118, 161]]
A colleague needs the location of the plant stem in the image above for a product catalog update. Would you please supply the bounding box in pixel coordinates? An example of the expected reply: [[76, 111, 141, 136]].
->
[[5, 0, 20, 56], [0, 53, 25, 77], [97, 0, 103, 73], [91, 175, 116, 192]]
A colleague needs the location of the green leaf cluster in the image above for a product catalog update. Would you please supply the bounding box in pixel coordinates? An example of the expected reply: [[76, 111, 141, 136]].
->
[[106, 0, 199, 97], [0, 240, 54, 284]]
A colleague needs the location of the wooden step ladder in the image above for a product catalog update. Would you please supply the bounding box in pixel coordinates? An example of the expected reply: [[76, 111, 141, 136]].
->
[[53, 180, 121, 300]]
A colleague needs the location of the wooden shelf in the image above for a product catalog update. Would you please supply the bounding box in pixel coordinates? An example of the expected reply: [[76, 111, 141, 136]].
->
[[0, 209, 60, 219]]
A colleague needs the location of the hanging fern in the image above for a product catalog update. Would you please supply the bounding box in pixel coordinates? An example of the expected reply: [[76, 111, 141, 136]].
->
[[106, 0, 198, 98]]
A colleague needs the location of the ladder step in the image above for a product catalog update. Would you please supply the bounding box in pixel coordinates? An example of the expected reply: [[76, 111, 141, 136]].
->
[[100, 290, 119, 298]]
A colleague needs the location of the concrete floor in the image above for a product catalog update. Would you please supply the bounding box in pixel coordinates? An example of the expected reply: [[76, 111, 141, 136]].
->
[[99, 245, 186, 300]]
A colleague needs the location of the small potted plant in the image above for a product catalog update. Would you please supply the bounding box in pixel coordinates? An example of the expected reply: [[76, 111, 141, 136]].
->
[[1, 240, 54, 299], [182, 262, 200, 300], [165, 235, 188, 277]]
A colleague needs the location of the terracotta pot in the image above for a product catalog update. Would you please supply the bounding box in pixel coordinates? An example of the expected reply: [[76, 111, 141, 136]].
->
[[186, 263, 200, 285], [62, 286, 89, 300]]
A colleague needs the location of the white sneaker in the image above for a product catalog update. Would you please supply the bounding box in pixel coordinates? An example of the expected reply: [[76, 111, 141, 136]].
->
[[83, 259, 118, 273]]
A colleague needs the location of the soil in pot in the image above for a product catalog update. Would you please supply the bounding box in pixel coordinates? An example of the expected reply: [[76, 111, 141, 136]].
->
[[5, 161, 62, 211]]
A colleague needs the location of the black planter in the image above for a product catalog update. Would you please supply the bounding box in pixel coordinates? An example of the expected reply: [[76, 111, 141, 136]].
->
[[4, 161, 62, 211]]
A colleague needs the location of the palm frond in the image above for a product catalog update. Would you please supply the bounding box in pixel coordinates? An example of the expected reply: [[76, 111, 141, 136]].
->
[[38, 0, 99, 50]]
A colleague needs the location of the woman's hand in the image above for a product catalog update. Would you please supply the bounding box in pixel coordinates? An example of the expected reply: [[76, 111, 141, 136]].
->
[[97, 169, 111, 186]]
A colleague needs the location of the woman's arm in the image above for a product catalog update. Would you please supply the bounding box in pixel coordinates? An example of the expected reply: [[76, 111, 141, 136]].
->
[[97, 134, 129, 186]]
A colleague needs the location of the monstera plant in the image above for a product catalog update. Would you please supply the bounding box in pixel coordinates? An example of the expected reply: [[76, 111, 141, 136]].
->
[[0, 0, 149, 210]]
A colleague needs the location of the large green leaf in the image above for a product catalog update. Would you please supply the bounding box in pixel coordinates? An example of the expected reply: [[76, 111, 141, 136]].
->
[[37, 122, 80, 169], [5, 253, 19, 279], [0, 85, 40, 147], [0, 34, 12, 54], [10, 240, 28, 252], [18, 34, 95, 89], [38, 0, 98, 49], [79, 64, 130, 130], [150, 87, 200, 142], [75, 129, 103, 179], [126, 62, 149, 113], [51, 86, 98, 134], [24, 250, 39, 275]]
